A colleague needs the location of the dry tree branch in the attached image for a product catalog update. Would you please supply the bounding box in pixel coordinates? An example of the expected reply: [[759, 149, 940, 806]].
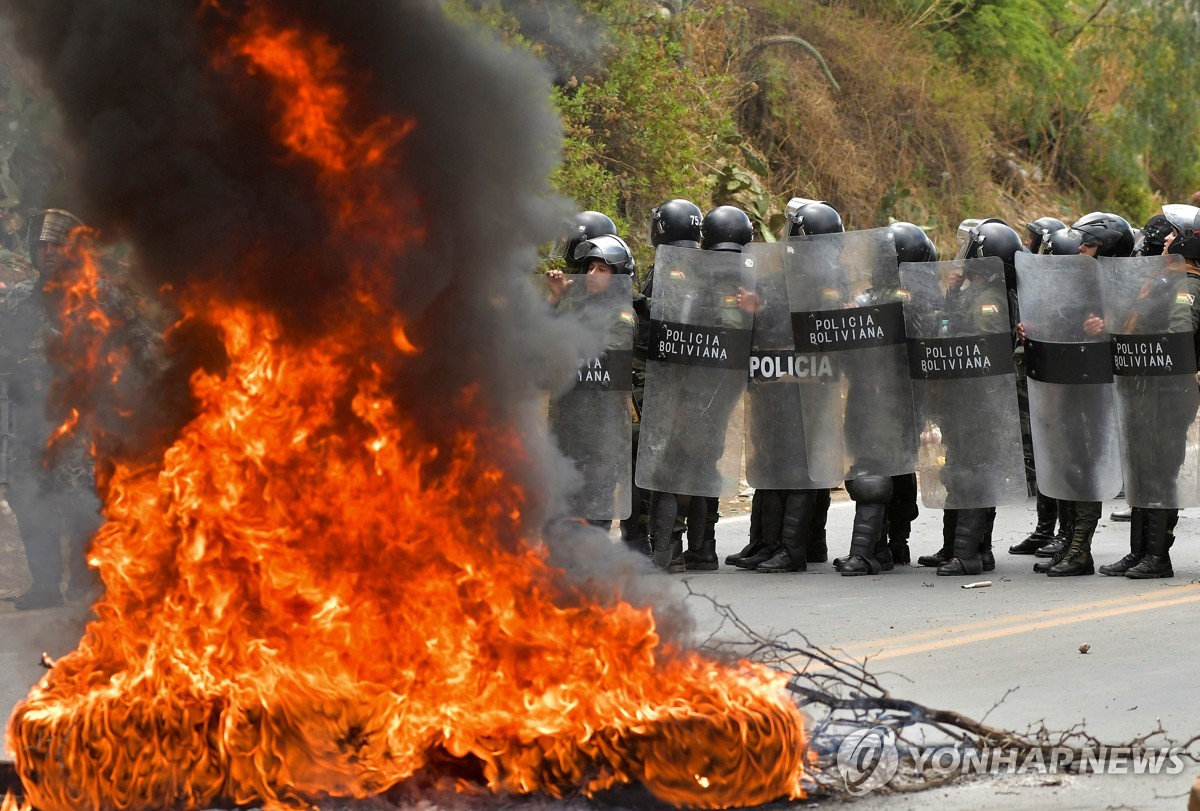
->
[[741, 35, 840, 92], [682, 583, 1200, 797]]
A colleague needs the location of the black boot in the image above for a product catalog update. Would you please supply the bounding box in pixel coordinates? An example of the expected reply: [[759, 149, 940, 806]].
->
[[736, 490, 785, 569], [918, 510, 956, 567], [650, 492, 687, 572], [874, 526, 896, 571], [683, 497, 720, 571], [841, 502, 889, 575], [758, 491, 814, 573], [1034, 501, 1076, 572], [937, 507, 986, 576], [980, 508, 996, 572], [1035, 500, 1074, 558], [885, 473, 917, 565], [1048, 501, 1097, 577], [726, 490, 767, 566], [620, 493, 652, 557], [1126, 508, 1174, 579], [840, 476, 892, 576], [1099, 507, 1147, 576], [808, 489, 831, 563], [1010, 492, 1057, 554]]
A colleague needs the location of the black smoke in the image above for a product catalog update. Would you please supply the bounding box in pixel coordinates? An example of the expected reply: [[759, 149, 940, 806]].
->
[[0, 0, 688, 617]]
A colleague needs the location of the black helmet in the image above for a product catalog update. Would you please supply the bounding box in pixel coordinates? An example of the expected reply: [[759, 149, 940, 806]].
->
[[1068, 212, 1134, 257], [1135, 215, 1169, 257], [1041, 228, 1082, 255], [26, 208, 84, 268], [573, 234, 636, 275], [700, 206, 753, 252], [957, 219, 1024, 263], [556, 210, 617, 270], [651, 199, 702, 248], [957, 219, 1027, 288], [786, 199, 843, 237], [1159, 204, 1200, 261], [888, 222, 937, 264], [1025, 216, 1065, 254]]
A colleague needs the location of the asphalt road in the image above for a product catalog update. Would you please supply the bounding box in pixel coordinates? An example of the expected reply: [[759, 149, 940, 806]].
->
[[2, 496, 1198, 809], [671, 497, 1200, 809]]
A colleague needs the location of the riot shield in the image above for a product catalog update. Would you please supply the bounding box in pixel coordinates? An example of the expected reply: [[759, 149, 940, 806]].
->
[[636, 245, 755, 497], [742, 243, 841, 489], [783, 228, 917, 482], [547, 275, 634, 520], [1014, 253, 1122, 501], [900, 257, 1026, 508], [1100, 255, 1200, 508]]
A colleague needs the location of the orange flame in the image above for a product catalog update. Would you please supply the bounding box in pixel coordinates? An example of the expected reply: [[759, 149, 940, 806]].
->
[[0, 791, 29, 811], [6, 7, 810, 810], [9, 301, 810, 809]]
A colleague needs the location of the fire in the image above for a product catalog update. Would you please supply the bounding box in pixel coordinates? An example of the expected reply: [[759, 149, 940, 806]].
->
[[5, 4, 811, 809], [9, 298, 810, 809]]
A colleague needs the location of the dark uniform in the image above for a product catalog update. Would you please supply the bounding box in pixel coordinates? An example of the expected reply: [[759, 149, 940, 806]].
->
[[548, 280, 637, 525], [934, 265, 1008, 574], [620, 283, 653, 553], [1099, 261, 1200, 577]]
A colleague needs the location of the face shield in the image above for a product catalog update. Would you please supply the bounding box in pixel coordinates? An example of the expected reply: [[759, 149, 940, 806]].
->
[[954, 222, 985, 260], [1066, 228, 1102, 250], [783, 197, 825, 236], [552, 224, 586, 262]]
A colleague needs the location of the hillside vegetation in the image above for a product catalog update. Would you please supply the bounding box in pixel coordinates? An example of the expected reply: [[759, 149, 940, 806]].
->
[[2, 2, 1199, 269], [452, 0, 1200, 266]]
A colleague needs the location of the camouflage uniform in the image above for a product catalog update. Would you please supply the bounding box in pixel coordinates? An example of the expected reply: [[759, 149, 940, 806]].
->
[[1, 274, 100, 604]]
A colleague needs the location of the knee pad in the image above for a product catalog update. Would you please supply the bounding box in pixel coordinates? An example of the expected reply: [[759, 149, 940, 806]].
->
[[846, 474, 893, 504]]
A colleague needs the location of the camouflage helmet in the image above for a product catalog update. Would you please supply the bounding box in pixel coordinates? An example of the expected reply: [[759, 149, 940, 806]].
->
[[26, 209, 85, 263]]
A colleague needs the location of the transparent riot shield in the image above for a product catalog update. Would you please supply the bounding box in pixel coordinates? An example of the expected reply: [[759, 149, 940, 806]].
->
[[636, 245, 755, 497], [1100, 255, 1200, 508], [783, 228, 917, 482], [742, 243, 841, 489], [900, 257, 1026, 508], [547, 275, 634, 520], [1014, 253, 1122, 501]]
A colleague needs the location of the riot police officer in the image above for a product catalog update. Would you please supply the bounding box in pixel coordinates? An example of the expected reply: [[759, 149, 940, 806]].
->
[[625, 200, 703, 557], [546, 234, 638, 531], [1028, 211, 1134, 576], [878, 221, 935, 567], [1098, 204, 1200, 579], [747, 200, 842, 573], [918, 219, 1028, 573], [1024, 216, 1066, 255], [644, 205, 754, 571]]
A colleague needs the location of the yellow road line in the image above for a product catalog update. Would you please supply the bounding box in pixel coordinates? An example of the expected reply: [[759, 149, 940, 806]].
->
[[841, 582, 1200, 652], [835, 591, 1200, 663]]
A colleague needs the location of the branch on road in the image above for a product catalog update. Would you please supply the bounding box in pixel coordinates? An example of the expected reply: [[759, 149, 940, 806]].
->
[[685, 584, 1200, 798]]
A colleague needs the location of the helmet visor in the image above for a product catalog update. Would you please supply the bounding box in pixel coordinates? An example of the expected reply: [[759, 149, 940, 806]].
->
[[954, 228, 984, 260], [955, 218, 984, 246], [1066, 228, 1102, 249], [573, 236, 628, 269]]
